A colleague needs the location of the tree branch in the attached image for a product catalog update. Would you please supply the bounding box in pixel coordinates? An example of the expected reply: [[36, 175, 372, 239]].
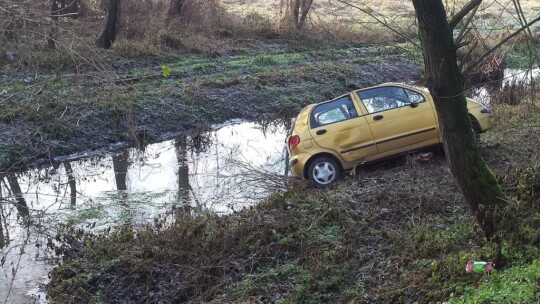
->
[[448, 0, 482, 29], [334, 0, 420, 50], [464, 14, 540, 74], [454, 4, 478, 45]]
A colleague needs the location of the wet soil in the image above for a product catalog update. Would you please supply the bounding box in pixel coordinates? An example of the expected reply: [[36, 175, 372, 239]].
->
[[0, 42, 422, 171]]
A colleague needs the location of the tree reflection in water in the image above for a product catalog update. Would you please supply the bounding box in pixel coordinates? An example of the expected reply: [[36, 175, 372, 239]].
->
[[112, 150, 130, 203], [0, 178, 5, 248], [5, 173, 30, 217], [175, 136, 191, 214], [63, 161, 77, 206], [0, 121, 289, 301]]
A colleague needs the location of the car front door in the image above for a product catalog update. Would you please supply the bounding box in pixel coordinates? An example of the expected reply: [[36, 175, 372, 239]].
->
[[309, 94, 378, 162], [354, 86, 438, 154]]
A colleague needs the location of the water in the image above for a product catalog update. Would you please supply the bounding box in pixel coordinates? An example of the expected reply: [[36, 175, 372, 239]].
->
[[0, 120, 288, 303], [472, 67, 539, 105]]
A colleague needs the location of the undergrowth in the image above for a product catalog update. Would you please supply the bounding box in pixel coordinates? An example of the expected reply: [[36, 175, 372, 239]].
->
[[47, 108, 540, 303]]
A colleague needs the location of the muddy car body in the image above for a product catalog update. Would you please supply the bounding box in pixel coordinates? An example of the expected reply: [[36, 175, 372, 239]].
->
[[287, 82, 492, 187]]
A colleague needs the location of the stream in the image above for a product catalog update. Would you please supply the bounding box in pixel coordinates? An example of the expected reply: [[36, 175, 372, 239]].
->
[[0, 120, 288, 303]]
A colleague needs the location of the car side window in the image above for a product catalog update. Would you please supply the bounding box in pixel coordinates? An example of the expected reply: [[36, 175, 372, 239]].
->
[[310, 95, 358, 128], [357, 87, 425, 114]]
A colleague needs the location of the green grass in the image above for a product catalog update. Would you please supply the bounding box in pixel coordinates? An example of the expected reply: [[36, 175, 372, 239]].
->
[[447, 259, 540, 304]]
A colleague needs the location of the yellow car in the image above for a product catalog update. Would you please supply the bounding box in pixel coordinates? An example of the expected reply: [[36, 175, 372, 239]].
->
[[287, 82, 491, 187]]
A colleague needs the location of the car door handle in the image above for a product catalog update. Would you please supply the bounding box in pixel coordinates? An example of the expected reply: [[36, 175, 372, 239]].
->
[[316, 129, 327, 135], [373, 115, 384, 121]]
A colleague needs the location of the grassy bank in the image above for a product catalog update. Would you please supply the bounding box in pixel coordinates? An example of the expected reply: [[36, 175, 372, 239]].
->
[[47, 102, 540, 303], [0, 41, 423, 171]]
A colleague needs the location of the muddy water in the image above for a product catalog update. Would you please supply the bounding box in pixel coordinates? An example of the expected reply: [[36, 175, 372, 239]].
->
[[0, 120, 288, 303]]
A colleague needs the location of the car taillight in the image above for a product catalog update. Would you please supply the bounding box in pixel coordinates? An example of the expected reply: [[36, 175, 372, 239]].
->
[[289, 135, 301, 151]]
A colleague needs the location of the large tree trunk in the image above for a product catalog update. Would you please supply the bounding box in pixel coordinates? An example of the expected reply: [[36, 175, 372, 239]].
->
[[97, 0, 121, 49], [411, 0, 508, 240]]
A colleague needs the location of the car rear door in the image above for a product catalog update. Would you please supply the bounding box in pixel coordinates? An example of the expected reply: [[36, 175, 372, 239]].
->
[[309, 94, 377, 162], [354, 85, 438, 154]]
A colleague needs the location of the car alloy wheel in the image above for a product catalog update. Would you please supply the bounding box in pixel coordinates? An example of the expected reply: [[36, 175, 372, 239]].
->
[[308, 157, 341, 187]]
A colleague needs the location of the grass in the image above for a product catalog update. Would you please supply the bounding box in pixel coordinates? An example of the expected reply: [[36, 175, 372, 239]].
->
[[46, 105, 540, 303], [447, 259, 540, 303]]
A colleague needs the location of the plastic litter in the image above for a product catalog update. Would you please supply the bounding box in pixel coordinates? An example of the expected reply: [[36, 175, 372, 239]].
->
[[466, 260, 494, 274]]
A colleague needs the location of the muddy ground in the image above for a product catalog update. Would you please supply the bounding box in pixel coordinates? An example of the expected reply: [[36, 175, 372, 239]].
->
[[0, 42, 421, 171]]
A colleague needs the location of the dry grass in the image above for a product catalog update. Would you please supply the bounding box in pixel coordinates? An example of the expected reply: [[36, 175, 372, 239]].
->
[[2, 0, 537, 64]]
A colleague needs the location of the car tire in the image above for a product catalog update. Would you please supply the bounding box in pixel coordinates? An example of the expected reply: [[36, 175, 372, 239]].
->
[[307, 157, 341, 188]]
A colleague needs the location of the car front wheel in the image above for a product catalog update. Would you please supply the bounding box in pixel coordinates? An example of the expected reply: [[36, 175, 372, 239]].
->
[[307, 157, 341, 188]]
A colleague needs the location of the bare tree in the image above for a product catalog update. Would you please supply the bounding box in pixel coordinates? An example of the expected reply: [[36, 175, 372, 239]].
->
[[97, 0, 121, 49], [280, 0, 314, 29]]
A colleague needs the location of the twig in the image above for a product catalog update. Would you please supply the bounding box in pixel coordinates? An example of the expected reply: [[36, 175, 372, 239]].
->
[[0, 79, 52, 105], [333, 0, 421, 50], [464, 14, 540, 74]]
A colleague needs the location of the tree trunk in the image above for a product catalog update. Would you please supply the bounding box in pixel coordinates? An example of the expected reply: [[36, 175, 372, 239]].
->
[[47, 0, 60, 48], [168, 0, 185, 16], [411, 0, 508, 240], [291, 0, 301, 28], [97, 0, 121, 49], [297, 0, 313, 29]]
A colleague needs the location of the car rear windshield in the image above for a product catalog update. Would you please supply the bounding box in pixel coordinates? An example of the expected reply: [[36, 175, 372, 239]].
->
[[310, 95, 358, 128]]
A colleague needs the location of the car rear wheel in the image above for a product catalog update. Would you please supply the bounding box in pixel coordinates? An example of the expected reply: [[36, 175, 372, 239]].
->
[[307, 157, 341, 188]]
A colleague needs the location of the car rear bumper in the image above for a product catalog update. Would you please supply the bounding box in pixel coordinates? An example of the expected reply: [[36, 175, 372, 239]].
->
[[477, 115, 491, 132], [289, 152, 312, 177]]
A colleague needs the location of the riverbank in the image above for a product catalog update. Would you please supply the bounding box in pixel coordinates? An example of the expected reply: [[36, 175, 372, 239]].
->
[[46, 102, 540, 303]]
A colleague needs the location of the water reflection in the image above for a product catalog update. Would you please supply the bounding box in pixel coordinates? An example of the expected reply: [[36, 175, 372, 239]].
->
[[112, 150, 130, 202], [471, 67, 540, 105], [63, 161, 77, 206], [175, 136, 192, 213], [5, 174, 30, 217], [0, 120, 288, 303]]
